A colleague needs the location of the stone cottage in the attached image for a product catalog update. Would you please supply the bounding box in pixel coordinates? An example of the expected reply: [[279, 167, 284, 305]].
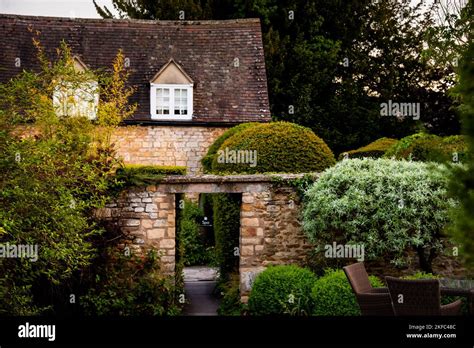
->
[[0, 14, 271, 173]]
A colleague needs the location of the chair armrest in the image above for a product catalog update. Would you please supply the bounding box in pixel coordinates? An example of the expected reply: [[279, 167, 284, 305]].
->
[[357, 292, 394, 316], [441, 299, 462, 316], [370, 287, 389, 294]]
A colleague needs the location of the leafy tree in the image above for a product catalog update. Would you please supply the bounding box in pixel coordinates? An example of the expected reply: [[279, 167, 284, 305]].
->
[[94, 0, 461, 154], [449, 24, 474, 269], [0, 39, 133, 314], [302, 159, 457, 273]]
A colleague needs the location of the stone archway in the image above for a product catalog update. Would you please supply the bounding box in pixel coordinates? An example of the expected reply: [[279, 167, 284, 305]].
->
[[98, 174, 315, 301]]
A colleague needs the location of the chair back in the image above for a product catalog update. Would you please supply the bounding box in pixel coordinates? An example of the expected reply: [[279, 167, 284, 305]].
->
[[386, 276, 441, 316], [343, 262, 373, 295]]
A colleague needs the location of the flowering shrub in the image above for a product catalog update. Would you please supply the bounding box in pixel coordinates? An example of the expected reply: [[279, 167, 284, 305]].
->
[[302, 158, 457, 272]]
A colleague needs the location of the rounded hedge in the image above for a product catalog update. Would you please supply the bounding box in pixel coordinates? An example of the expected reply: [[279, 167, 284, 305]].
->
[[383, 133, 467, 163], [248, 265, 317, 315], [212, 193, 241, 279], [211, 122, 336, 174], [201, 122, 260, 173], [302, 158, 457, 272], [339, 137, 398, 161], [311, 269, 383, 316]]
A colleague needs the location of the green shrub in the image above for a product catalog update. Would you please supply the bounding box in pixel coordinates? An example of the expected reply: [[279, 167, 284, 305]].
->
[[302, 158, 457, 273], [339, 137, 398, 160], [211, 122, 336, 174], [383, 133, 467, 163], [217, 274, 244, 316], [311, 269, 383, 316], [213, 193, 241, 279], [248, 265, 317, 315], [81, 249, 181, 316], [449, 40, 474, 268], [116, 164, 186, 186], [176, 199, 215, 266], [202, 122, 260, 173]]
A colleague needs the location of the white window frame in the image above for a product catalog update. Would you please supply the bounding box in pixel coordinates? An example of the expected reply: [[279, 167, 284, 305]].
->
[[150, 83, 193, 121]]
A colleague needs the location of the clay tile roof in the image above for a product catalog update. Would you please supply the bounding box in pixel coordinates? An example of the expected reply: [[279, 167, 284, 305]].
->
[[0, 14, 271, 125]]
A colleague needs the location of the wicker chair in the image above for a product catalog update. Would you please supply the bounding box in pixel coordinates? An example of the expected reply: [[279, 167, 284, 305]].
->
[[385, 276, 462, 316], [343, 262, 394, 316]]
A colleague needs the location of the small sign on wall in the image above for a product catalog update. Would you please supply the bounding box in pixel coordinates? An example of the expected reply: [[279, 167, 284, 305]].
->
[[200, 216, 212, 227]]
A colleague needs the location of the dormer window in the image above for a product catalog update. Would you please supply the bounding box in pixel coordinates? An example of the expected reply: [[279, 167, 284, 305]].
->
[[150, 59, 193, 120], [52, 56, 99, 120]]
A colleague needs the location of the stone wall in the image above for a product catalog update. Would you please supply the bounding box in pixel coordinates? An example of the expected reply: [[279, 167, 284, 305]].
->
[[98, 185, 177, 275], [97, 174, 317, 302], [111, 125, 228, 174], [239, 187, 313, 302]]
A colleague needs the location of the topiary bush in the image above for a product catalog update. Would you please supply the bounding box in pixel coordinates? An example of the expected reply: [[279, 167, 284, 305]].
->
[[383, 133, 467, 163], [213, 193, 241, 280], [339, 137, 398, 160], [248, 265, 317, 315], [201, 122, 260, 173], [211, 122, 336, 174], [311, 269, 383, 316], [302, 158, 457, 273], [116, 164, 186, 186]]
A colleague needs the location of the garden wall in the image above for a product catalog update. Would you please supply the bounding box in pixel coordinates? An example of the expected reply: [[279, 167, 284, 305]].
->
[[97, 174, 316, 301]]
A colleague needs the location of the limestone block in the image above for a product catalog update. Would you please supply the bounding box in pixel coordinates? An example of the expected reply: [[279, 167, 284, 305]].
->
[[123, 219, 140, 227], [148, 228, 165, 239], [145, 204, 158, 213], [241, 245, 254, 256], [160, 239, 175, 249], [241, 218, 260, 227]]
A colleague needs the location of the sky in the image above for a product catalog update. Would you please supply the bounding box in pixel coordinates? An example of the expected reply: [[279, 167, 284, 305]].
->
[[0, 0, 456, 20], [0, 0, 117, 18]]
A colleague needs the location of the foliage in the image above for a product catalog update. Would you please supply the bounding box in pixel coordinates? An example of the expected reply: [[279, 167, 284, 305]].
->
[[202, 122, 260, 173], [423, 0, 473, 69], [96, 49, 137, 128], [302, 158, 458, 273], [384, 133, 468, 163], [339, 137, 398, 161], [176, 199, 215, 266], [116, 164, 186, 186], [217, 274, 244, 316], [448, 33, 474, 269], [212, 193, 241, 280], [311, 269, 383, 316], [248, 265, 317, 316], [211, 122, 335, 174], [271, 173, 319, 201], [0, 40, 135, 314], [95, 1, 461, 153], [81, 249, 181, 316]]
